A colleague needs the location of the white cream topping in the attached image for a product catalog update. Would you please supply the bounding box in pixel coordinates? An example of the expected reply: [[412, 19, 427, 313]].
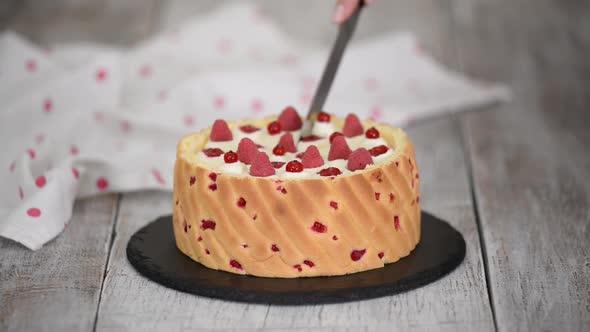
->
[[196, 152, 225, 169], [311, 122, 337, 137], [345, 135, 365, 150], [363, 137, 388, 149], [218, 162, 246, 175], [279, 170, 312, 179], [199, 120, 395, 178], [205, 139, 238, 151], [373, 148, 394, 162], [234, 129, 263, 142], [299, 137, 330, 154]]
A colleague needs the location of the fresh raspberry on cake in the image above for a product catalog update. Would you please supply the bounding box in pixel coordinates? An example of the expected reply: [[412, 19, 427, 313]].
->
[[277, 132, 297, 153], [328, 135, 352, 161], [329, 132, 343, 144], [278, 106, 302, 131], [237, 138, 259, 165], [347, 148, 374, 171], [249, 151, 275, 177], [210, 119, 232, 141], [343, 113, 363, 137], [301, 145, 324, 168]]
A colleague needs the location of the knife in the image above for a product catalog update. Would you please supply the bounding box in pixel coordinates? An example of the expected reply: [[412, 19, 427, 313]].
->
[[300, 4, 364, 137]]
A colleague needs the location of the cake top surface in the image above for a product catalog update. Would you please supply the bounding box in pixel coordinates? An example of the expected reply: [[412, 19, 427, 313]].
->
[[178, 107, 408, 180]]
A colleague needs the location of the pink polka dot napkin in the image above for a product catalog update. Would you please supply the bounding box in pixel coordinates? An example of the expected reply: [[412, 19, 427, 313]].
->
[[0, 4, 509, 250]]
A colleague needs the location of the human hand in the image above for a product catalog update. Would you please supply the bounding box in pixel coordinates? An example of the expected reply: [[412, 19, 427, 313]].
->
[[332, 0, 374, 24]]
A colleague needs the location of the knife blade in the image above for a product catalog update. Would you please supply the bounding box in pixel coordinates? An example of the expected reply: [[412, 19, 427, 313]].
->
[[300, 4, 364, 138]]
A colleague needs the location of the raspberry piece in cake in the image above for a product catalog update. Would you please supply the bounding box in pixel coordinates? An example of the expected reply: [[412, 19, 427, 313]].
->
[[317, 112, 331, 122], [350, 249, 367, 261], [271, 244, 280, 252], [237, 138, 259, 165], [267, 121, 282, 135], [249, 152, 276, 177], [286, 160, 303, 173], [278, 132, 297, 152], [271, 161, 286, 169], [229, 259, 243, 270], [202, 148, 224, 157], [365, 127, 380, 139], [318, 167, 342, 177], [201, 219, 216, 231], [210, 119, 233, 141], [311, 221, 328, 233], [300, 135, 322, 142], [237, 197, 246, 208], [301, 145, 324, 169], [239, 124, 260, 133], [328, 135, 352, 161], [278, 106, 302, 131], [343, 113, 363, 137], [369, 145, 389, 157], [347, 148, 373, 171], [394, 215, 401, 230], [303, 260, 315, 268]]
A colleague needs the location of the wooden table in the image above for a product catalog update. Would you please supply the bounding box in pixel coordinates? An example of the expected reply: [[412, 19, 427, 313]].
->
[[1, 1, 588, 331]]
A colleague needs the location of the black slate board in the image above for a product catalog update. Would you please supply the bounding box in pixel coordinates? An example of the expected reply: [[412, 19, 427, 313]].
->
[[127, 211, 465, 305]]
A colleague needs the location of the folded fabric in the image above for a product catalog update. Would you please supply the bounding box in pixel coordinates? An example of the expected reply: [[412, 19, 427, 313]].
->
[[0, 3, 509, 250]]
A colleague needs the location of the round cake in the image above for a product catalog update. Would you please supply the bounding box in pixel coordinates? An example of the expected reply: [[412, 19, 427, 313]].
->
[[172, 107, 421, 278]]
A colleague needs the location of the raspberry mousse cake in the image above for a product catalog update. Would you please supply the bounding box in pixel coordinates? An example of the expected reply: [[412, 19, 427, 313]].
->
[[172, 107, 421, 277]]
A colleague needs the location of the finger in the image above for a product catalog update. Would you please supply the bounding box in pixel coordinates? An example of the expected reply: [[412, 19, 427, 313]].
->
[[332, 0, 361, 24]]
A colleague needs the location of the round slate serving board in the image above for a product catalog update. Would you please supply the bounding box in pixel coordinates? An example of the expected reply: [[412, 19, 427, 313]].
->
[[127, 211, 465, 305]]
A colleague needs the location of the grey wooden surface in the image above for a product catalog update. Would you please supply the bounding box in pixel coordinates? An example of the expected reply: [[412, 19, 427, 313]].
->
[[1, 0, 589, 331]]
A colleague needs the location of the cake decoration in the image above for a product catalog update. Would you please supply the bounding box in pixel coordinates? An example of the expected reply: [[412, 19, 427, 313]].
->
[[328, 135, 352, 161], [210, 119, 233, 141], [278, 106, 303, 131], [343, 113, 363, 137]]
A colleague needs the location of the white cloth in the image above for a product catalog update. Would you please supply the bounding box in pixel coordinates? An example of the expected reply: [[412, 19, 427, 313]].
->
[[0, 3, 509, 250]]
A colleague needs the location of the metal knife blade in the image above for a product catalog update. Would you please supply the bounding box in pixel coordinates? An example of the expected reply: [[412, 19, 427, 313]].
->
[[300, 4, 364, 138]]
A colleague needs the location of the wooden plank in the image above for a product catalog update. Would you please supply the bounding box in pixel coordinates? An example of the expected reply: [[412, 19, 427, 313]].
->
[[452, 0, 590, 330], [95, 117, 494, 331], [0, 196, 118, 331]]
